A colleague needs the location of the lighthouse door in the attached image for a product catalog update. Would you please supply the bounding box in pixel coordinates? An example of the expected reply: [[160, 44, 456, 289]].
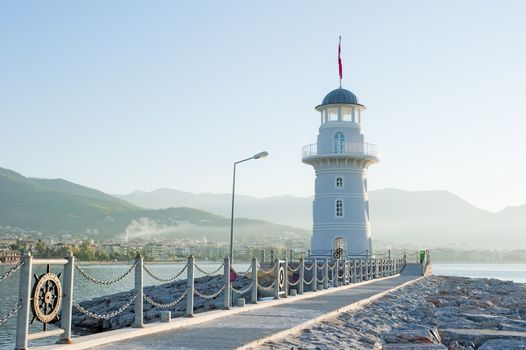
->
[[333, 237, 346, 259]]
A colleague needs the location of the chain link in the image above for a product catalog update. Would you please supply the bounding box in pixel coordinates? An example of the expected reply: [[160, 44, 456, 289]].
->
[[316, 277, 324, 283], [287, 264, 300, 273], [194, 262, 225, 276], [75, 261, 136, 286], [257, 264, 274, 275], [232, 282, 253, 295], [288, 278, 300, 286], [0, 261, 24, 283], [303, 275, 314, 285], [236, 264, 253, 277], [194, 285, 225, 299], [328, 262, 337, 270], [0, 304, 21, 325], [143, 262, 188, 283], [257, 280, 275, 291], [73, 293, 137, 320], [143, 290, 187, 308], [303, 263, 314, 271]]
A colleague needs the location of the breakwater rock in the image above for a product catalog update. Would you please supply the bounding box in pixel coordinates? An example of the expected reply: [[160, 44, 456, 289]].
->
[[71, 274, 252, 332], [261, 276, 526, 350]]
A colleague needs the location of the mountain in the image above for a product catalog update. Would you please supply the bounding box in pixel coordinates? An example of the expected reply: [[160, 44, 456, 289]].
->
[[118, 187, 526, 249], [0, 167, 308, 242], [118, 188, 312, 230]]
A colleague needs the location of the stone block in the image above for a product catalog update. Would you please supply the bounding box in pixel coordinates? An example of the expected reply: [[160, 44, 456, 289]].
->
[[236, 298, 245, 307], [289, 289, 297, 296], [160, 311, 171, 323]]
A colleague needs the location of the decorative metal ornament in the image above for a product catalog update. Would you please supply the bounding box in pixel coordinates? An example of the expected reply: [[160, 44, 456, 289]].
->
[[31, 265, 62, 330], [333, 248, 344, 260], [278, 267, 285, 288]]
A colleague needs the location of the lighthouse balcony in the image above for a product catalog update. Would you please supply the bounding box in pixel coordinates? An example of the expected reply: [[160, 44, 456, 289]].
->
[[302, 142, 380, 161]]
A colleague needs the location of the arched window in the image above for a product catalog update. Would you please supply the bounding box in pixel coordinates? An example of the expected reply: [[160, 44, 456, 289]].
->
[[335, 199, 344, 217], [334, 132, 345, 153], [336, 177, 343, 188]]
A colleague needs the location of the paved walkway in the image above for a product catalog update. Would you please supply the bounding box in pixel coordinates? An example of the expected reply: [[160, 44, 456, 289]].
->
[[89, 274, 422, 350]]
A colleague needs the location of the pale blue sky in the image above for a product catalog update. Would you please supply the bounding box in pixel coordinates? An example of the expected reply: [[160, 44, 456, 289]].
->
[[1, 1, 525, 212]]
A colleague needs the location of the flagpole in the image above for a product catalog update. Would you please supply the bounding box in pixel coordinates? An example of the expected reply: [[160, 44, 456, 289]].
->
[[338, 35, 342, 88]]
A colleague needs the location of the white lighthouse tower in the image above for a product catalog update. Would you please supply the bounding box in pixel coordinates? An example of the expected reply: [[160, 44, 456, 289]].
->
[[302, 85, 379, 258]]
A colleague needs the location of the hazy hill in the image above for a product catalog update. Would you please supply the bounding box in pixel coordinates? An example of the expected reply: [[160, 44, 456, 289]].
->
[[0, 167, 308, 242], [118, 187, 526, 249]]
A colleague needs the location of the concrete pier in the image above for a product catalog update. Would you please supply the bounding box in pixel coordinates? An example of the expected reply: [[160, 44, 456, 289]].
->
[[33, 269, 424, 350]]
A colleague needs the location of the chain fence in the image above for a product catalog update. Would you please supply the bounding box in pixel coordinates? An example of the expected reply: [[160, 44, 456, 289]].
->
[[194, 285, 226, 299], [75, 261, 136, 286], [73, 292, 137, 320], [287, 264, 300, 273], [143, 262, 188, 283], [257, 264, 274, 275], [0, 304, 21, 326], [194, 262, 225, 276], [232, 282, 253, 295], [143, 291, 187, 308], [257, 280, 275, 291], [0, 260, 24, 283]]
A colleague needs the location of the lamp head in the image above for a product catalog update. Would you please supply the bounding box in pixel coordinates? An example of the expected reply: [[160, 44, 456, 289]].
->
[[253, 151, 269, 159]]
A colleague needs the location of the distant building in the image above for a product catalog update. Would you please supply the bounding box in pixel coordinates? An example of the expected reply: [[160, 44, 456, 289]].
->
[[303, 86, 379, 258]]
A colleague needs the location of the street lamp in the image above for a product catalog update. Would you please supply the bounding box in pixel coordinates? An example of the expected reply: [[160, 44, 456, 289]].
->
[[229, 151, 269, 265]]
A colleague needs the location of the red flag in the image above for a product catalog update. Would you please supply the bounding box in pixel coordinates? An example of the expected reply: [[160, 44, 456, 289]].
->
[[338, 36, 343, 83]]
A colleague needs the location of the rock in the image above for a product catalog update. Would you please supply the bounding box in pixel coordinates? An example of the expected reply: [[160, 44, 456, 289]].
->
[[478, 339, 526, 350], [382, 344, 447, 350], [382, 324, 441, 344]]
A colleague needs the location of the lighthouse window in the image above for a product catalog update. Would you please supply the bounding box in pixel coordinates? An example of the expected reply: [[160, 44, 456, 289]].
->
[[334, 132, 345, 153], [328, 108, 338, 121], [336, 177, 343, 188], [335, 200, 344, 217]]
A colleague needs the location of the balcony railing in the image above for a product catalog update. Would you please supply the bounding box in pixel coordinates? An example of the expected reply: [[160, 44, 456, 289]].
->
[[302, 142, 379, 159]]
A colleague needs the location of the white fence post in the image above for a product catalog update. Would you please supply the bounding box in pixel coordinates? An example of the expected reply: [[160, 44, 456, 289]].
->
[[133, 254, 144, 328], [58, 251, 74, 344], [223, 256, 231, 309], [283, 258, 288, 297], [323, 260, 329, 289], [273, 258, 279, 299], [251, 257, 257, 304], [299, 257, 304, 294], [312, 258, 318, 291], [15, 251, 32, 350], [185, 255, 194, 317]]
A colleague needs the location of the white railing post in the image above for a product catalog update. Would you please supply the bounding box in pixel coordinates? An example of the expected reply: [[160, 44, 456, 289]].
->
[[15, 251, 32, 350], [323, 260, 329, 289], [134, 254, 144, 328], [223, 256, 231, 309], [273, 258, 279, 299], [185, 255, 194, 316], [312, 258, 317, 291], [283, 259, 288, 297], [299, 257, 304, 294], [360, 259, 364, 282], [343, 259, 349, 285], [58, 251, 74, 344], [251, 257, 258, 304]]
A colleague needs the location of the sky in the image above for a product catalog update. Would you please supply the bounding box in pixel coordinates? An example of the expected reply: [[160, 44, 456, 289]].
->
[[1, 1, 525, 213]]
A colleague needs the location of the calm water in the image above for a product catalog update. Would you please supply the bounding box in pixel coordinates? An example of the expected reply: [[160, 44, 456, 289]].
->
[[432, 263, 526, 283], [0, 262, 524, 348]]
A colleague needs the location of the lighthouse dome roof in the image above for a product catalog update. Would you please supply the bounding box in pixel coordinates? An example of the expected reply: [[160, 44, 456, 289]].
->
[[321, 88, 359, 106]]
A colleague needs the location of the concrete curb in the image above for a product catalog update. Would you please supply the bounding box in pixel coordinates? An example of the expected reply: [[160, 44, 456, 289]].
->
[[31, 274, 412, 350]]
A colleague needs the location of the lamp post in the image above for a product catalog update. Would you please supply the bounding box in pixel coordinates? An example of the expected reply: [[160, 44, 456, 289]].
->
[[229, 151, 269, 265]]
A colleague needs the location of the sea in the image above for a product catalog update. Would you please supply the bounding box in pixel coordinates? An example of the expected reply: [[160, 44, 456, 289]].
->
[[0, 262, 524, 349]]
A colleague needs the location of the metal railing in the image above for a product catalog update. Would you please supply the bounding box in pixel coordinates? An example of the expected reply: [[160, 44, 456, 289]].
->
[[302, 142, 380, 159], [3, 251, 414, 348]]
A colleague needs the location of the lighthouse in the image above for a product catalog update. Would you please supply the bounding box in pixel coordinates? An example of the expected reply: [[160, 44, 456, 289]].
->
[[302, 42, 379, 258]]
